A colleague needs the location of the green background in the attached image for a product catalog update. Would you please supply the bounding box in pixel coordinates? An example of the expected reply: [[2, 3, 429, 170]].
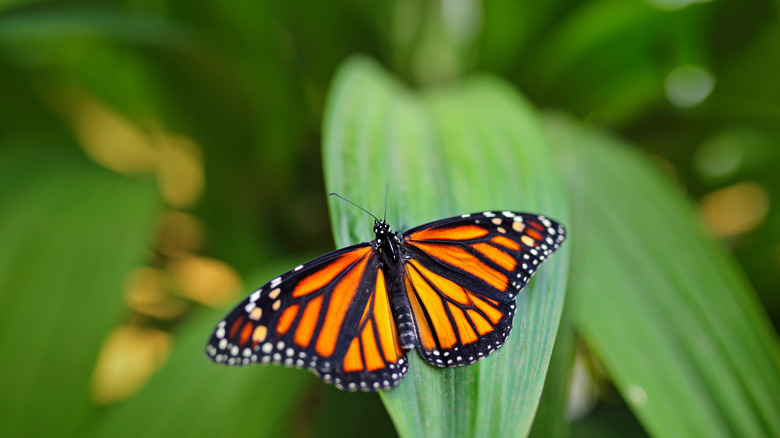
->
[[1, 1, 778, 437]]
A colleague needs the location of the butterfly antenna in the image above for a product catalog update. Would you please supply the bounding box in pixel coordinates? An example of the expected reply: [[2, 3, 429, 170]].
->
[[328, 193, 381, 222], [383, 184, 389, 222]]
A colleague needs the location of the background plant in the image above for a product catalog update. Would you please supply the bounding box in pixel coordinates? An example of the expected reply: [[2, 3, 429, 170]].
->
[[0, 1, 778, 437]]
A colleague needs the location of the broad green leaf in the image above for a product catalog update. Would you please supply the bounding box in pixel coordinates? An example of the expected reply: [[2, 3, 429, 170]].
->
[[0, 5, 190, 48], [0, 146, 161, 437], [323, 56, 570, 437], [528, 304, 576, 438], [549, 114, 780, 438]]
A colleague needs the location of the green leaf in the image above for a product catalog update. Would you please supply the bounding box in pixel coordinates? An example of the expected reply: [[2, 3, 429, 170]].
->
[[0, 5, 190, 48], [549, 113, 780, 438], [323, 57, 570, 438], [528, 304, 576, 438], [0, 146, 161, 437]]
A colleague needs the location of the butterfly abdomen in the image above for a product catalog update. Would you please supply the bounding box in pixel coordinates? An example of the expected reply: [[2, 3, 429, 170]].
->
[[390, 289, 416, 349], [380, 235, 417, 349]]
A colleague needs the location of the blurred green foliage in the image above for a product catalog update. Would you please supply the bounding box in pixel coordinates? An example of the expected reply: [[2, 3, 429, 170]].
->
[[1, 0, 778, 437]]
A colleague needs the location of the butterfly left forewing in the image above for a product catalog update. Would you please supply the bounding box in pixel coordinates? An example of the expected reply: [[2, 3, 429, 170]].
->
[[401, 211, 566, 366], [206, 243, 408, 391]]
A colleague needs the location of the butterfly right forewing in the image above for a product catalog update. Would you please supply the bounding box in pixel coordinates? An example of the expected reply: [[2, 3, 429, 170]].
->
[[401, 211, 566, 367]]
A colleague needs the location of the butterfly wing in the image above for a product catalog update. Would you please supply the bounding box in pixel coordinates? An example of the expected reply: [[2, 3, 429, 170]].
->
[[401, 211, 566, 366], [206, 243, 408, 391]]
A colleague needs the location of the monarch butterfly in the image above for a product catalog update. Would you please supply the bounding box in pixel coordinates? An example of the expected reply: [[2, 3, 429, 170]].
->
[[206, 203, 565, 391]]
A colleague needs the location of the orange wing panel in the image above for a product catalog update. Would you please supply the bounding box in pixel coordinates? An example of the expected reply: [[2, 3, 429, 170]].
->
[[410, 225, 489, 241], [407, 259, 469, 305], [360, 321, 385, 371], [467, 309, 493, 335], [276, 304, 299, 335], [372, 269, 401, 361], [229, 315, 244, 338], [491, 235, 521, 250], [343, 338, 363, 372], [410, 241, 508, 291], [525, 227, 543, 241], [527, 220, 546, 231], [315, 253, 370, 356], [471, 242, 516, 271], [467, 292, 503, 324], [239, 321, 254, 346], [447, 303, 478, 344], [294, 296, 322, 347], [406, 276, 437, 350], [292, 247, 371, 298], [406, 264, 457, 349]]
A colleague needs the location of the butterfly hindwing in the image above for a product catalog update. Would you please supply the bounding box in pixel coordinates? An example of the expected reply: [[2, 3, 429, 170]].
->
[[401, 211, 566, 366], [402, 257, 516, 366], [206, 243, 408, 390], [330, 266, 409, 390]]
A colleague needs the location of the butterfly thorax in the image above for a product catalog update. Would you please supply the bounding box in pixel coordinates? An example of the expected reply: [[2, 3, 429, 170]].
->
[[372, 219, 417, 349], [372, 219, 401, 260]]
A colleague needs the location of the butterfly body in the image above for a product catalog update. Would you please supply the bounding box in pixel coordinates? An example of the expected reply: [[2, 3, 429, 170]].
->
[[207, 211, 565, 391], [371, 220, 417, 349]]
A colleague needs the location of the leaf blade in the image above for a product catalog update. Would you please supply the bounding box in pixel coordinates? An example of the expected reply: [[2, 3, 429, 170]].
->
[[551, 114, 780, 438], [323, 57, 570, 438], [0, 147, 162, 437]]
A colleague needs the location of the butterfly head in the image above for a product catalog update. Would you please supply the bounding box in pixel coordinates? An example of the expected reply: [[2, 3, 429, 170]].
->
[[373, 219, 392, 240], [373, 219, 402, 262]]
